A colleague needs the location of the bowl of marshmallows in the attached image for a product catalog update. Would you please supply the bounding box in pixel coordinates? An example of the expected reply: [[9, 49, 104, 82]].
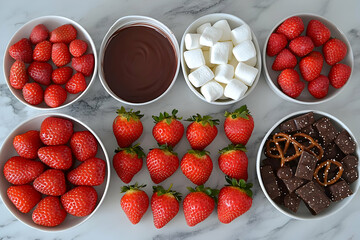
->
[[180, 13, 261, 105]]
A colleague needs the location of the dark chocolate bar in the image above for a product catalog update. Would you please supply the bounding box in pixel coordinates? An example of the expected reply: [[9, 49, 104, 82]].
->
[[340, 155, 358, 170], [279, 112, 315, 133], [314, 117, 338, 146], [335, 130, 356, 155], [295, 181, 330, 215], [284, 193, 301, 213], [327, 180, 353, 202], [282, 176, 307, 193], [295, 151, 318, 181], [321, 143, 344, 162], [342, 168, 359, 184], [301, 124, 318, 139], [277, 166, 293, 180], [261, 165, 281, 199], [279, 119, 297, 133], [262, 158, 281, 171]]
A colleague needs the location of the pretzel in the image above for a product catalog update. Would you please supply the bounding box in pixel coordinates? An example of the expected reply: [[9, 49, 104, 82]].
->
[[313, 160, 344, 186]]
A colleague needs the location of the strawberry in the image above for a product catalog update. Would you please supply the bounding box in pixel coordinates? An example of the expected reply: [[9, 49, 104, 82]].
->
[[13, 130, 42, 159], [266, 33, 288, 57], [30, 24, 49, 45], [151, 185, 181, 229], [70, 131, 98, 162], [71, 54, 95, 76], [288, 36, 314, 57], [308, 74, 330, 99], [120, 183, 149, 224], [3, 156, 45, 185], [323, 38, 347, 66], [69, 39, 88, 57], [61, 186, 98, 217], [277, 69, 305, 98], [224, 105, 254, 145], [22, 82, 44, 105], [186, 114, 218, 150], [299, 51, 324, 82], [7, 185, 42, 213], [217, 177, 253, 224], [33, 40, 52, 62], [8, 38, 33, 63], [32, 196, 67, 227], [113, 144, 145, 184], [44, 84, 67, 108], [28, 61, 53, 86], [40, 116, 73, 146], [33, 169, 66, 196], [152, 109, 184, 148], [272, 48, 297, 71], [183, 185, 218, 227], [113, 107, 144, 148], [65, 72, 87, 94], [9, 60, 28, 89], [38, 145, 73, 170], [328, 63, 351, 88], [276, 16, 304, 40], [180, 150, 213, 186], [50, 24, 77, 44], [218, 144, 248, 181], [67, 157, 106, 186], [306, 19, 331, 47], [51, 42, 71, 67], [51, 66, 73, 85]]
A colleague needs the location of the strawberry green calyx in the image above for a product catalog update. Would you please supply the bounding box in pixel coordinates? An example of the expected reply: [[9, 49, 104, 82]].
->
[[153, 184, 182, 202], [187, 185, 219, 202], [115, 143, 145, 159], [152, 109, 182, 124], [219, 144, 247, 154], [116, 106, 144, 121], [186, 114, 219, 127], [187, 149, 210, 157], [121, 182, 147, 193], [152, 143, 178, 156], [225, 176, 253, 198], [224, 105, 251, 120]]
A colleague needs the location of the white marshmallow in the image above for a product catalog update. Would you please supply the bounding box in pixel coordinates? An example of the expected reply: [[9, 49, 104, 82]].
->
[[235, 62, 258, 86], [210, 42, 230, 65], [243, 56, 257, 67], [214, 64, 234, 84], [197, 22, 211, 34], [200, 80, 224, 102], [224, 79, 248, 100], [231, 24, 252, 45], [185, 33, 201, 50], [200, 26, 223, 47], [188, 65, 214, 88], [228, 54, 239, 69], [184, 49, 205, 69], [224, 41, 233, 61], [232, 40, 256, 62], [218, 82, 229, 99], [213, 20, 232, 41], [202, 50, 215, 68]]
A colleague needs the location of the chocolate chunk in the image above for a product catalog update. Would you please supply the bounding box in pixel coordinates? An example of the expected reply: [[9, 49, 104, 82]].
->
[[313, 180, 326, 192], [262, 158, 281, 171], [277, 166, 293, 180], [284, 193, 301, 213], [282, 176, 307, 193], [342, 168, 359, 184], [335, 130, 356, 155], [327, 180, 353, 202], [314, 117, 338, 146], [341, 155, 358, 170], [321, 143, 344, 162], [279, 119, 297, 133], [261, 165, 281, 199], [293, 112, 315, 130], [295, 151, 318, 181], [301, 124, 318, 139]]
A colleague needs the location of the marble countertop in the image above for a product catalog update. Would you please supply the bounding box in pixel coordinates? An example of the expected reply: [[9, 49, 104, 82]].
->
[[1, 0, 359, 239]]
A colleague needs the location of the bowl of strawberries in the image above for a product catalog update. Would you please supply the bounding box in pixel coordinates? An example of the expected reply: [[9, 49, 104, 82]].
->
[[3, 15, 97, 109], [263, 13, 353, 104]]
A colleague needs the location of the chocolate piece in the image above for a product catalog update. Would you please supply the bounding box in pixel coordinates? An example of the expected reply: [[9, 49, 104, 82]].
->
[[277, 166, 293, 180], [261, 165, 281, 199], [282, 176, 307, 193], [342, 168, 359, 184], [327, 180, 353, 202], [279, 119, 297, 133], [262, 158, 281, 171], [313, 180, 326, 192], [284, 193, 301, 213], [295, 151, 318, 181], [335, 130, 356, 155], [293, 112, 315, 130], [341, 155, 358, 170], [314, 117, 338, 146], [301, 125, 318, 139], [321, 143, 344, 162]]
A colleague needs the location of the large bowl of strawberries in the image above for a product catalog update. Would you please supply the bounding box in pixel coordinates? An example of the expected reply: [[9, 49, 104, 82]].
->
[[3, 15, 97, 109]]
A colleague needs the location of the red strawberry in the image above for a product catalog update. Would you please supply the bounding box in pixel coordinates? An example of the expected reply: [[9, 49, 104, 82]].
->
[[146, 145, 179, 184], [33, 40, 52, 62], [65, 72, 87, 94], [38, 145, 73, 170], [30, 24, 49, 45], [9, 60, 28, 89], [186, 114, 218, 150], [113, 107, 144, 148], [67, 157, 106, 186], [22, 82, 44, 105], [51, 66, 73, 85], [40, 117, 74, 146], [51, 43, 71, 67], [224, 105, 254, 145], [33, 169, 66, 196], [272, 48, 297, 71], [308, 75, 330, 99], [299, 51, 324, 82], [217, 177, 253, 224], [44, 84, 67, 108], [276, 16, 304, 40], [50, 24, 77, 44], [69, 39, 88, 57], [61, 186, 98, 217], [152, 109, 184, 148], [323, 38, 347, 66], [266, 33, 288, 57], [277, 69, 305, 98], [13, 130, 42, 159], [3, 156, 45, 185], [113, 144, 145, 184], [28, 61, 53, 86], [120, 183, 149, 224], [151, 185, 181, 229], [288, 36, 314, 57], [70, 131, 98, 161], [7, 185, 42, 213], [180, 150, 213, 186], [328, 63, 352, 88], [8, 38, 33, 63], [218, 144, 248, 181], [71, 54, 95, 76], [306, 19, 331, 47], [32, 196, 67, 227]]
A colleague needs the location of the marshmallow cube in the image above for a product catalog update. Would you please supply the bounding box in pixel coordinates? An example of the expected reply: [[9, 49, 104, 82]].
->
[[202, 50, 215, 68], [243, 56, 257, 67], [213, 20, 232, 41], [185, 33, 201, 50], [200, 26, 223, 47], [197, 22, 211, 34], [232, 40, 256, 62], [210, 42, 231, 65], [235, 62, 258, 86], [214, 64, 234, 84], [224, 79, 248, 100], [188, 65, 214, 88], [231, 24, 252, 45], [184, 49, 205, 69], [200, 80, 224, 102]]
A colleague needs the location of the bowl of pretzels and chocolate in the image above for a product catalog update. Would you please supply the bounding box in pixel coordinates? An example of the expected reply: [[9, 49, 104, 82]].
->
[[256, 110, 359, 220]]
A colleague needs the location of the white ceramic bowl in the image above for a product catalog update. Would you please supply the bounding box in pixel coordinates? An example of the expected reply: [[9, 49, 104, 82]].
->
[[0, 113, 110, 231], [180, 13, 262, 105], [98, 15, 180, 106], [3, 15, 98, 110], [263, 13, 354, 105], [256, 110, 360, 220]]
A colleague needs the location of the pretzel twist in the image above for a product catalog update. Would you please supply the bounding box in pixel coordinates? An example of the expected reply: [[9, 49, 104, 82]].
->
[[313, 160, 344, 186]]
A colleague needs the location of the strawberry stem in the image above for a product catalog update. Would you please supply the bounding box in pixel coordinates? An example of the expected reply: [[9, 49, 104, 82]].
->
[[152, 184, 182, 202], [116, 106, 143, 121], [152, 109, 182, 124], [121, 182, 146, 193], [224, 176, 253, 198], [115, 144, 145, 159], [224, 105, 251, 120], [185, 114, 219, 127], [219, 144, 247, 154], [187, 185, 219, 202]]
